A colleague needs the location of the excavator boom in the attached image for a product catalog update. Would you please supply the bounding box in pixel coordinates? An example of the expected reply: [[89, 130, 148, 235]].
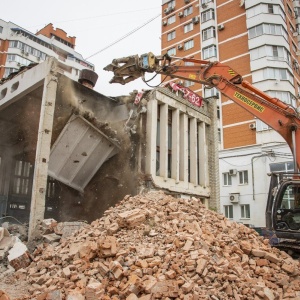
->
[[105, 52, 300, 170]]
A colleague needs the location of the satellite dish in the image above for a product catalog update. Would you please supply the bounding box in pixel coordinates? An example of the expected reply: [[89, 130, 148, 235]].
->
[[240, 0, 245, 7]]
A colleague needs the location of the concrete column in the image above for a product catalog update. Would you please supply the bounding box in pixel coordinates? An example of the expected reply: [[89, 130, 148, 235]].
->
[[190, 118, 198, 185], [28, 68, 58, 240], [171, 109, 180, 182], [160, 103, 168, 179], [207, 97, 220, 212], [145, 99, 158, 175], [179, 113, 188, 182], [198, 122, 208, 187]]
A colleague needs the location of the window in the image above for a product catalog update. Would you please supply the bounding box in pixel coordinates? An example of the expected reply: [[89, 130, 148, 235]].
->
[[167, 31, 176, 41], [0, 26, 3, 34], [8, 40, 47, 60], [256, 120, 270, 131], [202, 27, 216, 41], [201, 9, 215, 23], [184, 23, 193, 33], [249, 24, 288, 40], [241, 204, 250, 219], [167, 0, 175, 9], [250, 45, 291, 65], [167, 15, 176, 25], [247, 4, 285, 20], [184, 80, 194, 87], [267, 91, 296, 107], [167, 47, 176, 56], [7, 54, 32, 66], [185, 61, 194, 66], [204, 87, 218, 98], [268, 4, 274, 14], [238, 171, 248, 185], [263, 68, 293, 83], [184, 6, 193, 16], [224, 205, 233, 219], [4, 68, 18, 77], [270, 161, 294, 172], [184, 40, 194, 50], [12, 160, 32, 195], [202, 45, 217, 59], [223, 173, 232, 186]]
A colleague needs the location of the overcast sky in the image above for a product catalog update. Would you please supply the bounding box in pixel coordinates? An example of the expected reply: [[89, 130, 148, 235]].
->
[[2, 0, 162, 96]]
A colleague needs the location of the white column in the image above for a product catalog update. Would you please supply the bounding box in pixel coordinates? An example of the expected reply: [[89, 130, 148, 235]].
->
[[190, 118, 198, 185], [179, 113, 189, 182], [172, 109, 180, 182], [29, 70, 58, 240], [160, 103, 168, 179], [145, 99, 158, 175], [198, 122, 208, 186]]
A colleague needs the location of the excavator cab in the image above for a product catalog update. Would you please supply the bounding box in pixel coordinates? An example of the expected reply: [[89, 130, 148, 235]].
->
[[266, 173, 300, 246]]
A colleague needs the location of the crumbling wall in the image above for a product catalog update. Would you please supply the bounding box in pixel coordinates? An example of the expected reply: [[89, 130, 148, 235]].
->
[[47, 77, 140, 222]]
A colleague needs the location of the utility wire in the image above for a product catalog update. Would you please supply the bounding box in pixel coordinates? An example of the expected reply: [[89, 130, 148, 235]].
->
[[29, 7, 160, 28], [85, 13, 161, 60]]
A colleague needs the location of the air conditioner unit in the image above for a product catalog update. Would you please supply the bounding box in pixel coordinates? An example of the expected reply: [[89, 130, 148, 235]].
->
[[178, 44, 183, 50], [163, 20, 167, 26], [202, 3, 207, 8], [164, 8, 170, 14], [37, 57, 41, 61], [293, 32, 298, 37], [178, 12, 184, 17], [229, 193, 240, 203], [249, 123, 256, 130], [25, 52, 29, 56], [229, 169, 237, 176], [218, 24, 225, 31], [192, 16, 199, 24]]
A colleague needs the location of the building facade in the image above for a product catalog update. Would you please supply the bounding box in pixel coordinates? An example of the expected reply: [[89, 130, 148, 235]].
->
[[0, 58, 219, 236], [161, 0, 300, 227], [0, 21, 94, 81]]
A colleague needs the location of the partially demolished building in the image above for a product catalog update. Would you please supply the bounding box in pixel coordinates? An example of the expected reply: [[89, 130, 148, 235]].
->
[[0, 58, 219, 235]]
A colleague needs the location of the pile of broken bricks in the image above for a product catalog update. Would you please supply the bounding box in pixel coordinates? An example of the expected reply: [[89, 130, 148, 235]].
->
[[2, 191, 300, 300], [0, 218, 87, 279]]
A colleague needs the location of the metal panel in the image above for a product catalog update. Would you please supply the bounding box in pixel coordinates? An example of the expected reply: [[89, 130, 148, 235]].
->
[[48, 115, 120, 192]]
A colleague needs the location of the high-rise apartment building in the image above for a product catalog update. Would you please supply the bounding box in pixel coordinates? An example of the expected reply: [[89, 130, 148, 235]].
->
[[0, 21, 94, 81], [161, 0, 300, 227]]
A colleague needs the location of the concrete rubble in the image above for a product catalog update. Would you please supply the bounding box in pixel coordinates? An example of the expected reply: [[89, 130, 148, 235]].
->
[[1, 191, 300, 299]]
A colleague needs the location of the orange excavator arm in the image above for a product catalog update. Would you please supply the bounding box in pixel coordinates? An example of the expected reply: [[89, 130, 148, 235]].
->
[[104, 52, 300, 171]]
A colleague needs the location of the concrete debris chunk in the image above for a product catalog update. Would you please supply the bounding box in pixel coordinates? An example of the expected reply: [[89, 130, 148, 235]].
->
[[54, 222, 87, 238], [2, 191, 300, 299], [0, 227, 10, 242], [7, 241, 31, 270]]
